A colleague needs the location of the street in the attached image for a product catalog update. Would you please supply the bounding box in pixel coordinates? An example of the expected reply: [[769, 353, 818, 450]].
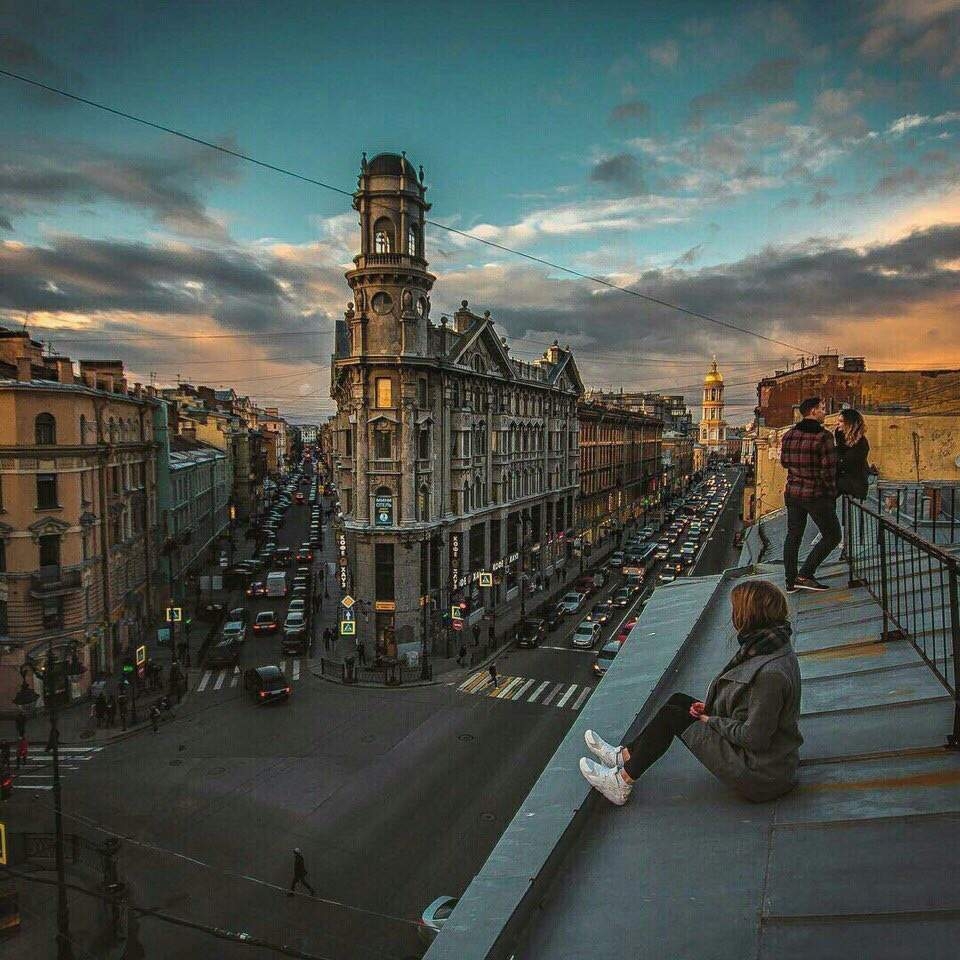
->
[[8, 469, 742, 960]]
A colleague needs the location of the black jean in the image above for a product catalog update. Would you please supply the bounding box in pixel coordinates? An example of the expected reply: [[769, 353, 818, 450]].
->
[[623, 693, 696, 780], [290, 874, 315, 895], [783, 495, 842, 585]]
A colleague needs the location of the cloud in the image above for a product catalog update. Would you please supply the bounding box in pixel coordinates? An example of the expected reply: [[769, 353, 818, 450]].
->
[[688, 57, 800, 128], [609, 100, 651, 124], [861, 0, 960, 76], [589, 153, 647, 195], [0, 141, 239, 239], [887, 110, 960, 136], [646, 38, 679, 68]]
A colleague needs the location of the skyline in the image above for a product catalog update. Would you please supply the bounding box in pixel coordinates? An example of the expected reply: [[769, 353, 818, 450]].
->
[[2, 0, 959, 421]]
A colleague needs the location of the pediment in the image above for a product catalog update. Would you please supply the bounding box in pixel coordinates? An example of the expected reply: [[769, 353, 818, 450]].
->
[[448, 318, 515, 379], [368, 412, 399, 427], [28, 516, 71, 539]]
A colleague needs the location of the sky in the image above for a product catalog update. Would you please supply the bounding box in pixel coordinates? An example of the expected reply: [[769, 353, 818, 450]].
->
[[1, 0, 959, 423]]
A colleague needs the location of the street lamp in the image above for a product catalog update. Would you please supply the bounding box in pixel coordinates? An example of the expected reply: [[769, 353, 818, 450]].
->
[[18, 638, 75, 960]]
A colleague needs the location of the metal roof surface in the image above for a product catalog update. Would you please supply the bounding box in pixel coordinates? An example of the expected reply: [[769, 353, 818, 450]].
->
[[427, 509, 960, 960]]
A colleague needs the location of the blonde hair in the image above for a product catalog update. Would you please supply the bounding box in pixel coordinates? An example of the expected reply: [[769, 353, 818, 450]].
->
[[730, 580, 788, 633]]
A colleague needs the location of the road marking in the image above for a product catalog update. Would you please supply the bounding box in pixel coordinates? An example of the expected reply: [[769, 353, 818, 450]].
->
[[231, 666, 241, 687], [571, 687, 592, 711], [556, 684, 578, 708], [539, 645, 594, 654], [213, 670, 226, 691], [494, 677, 523, 699], [196, 670, 212, 692], [14, 784, 52, 791], [57, 746, 103, 753], [527, 680, 550, 703], [292, 659, 300, 681], [512, 679, 535, 701], [459, 670, 490, 693], [541, 683, 565, 706]]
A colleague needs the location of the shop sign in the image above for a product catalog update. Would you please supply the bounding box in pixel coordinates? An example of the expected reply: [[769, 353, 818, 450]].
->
[[375, 494, 393, 527], [491, 559, 504, 571], [507, 551, 519, 563], [374, 600, 395, 612], [450, 533, 462, 591]]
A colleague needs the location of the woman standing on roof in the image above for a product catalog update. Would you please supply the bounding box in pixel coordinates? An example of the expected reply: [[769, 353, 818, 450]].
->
[[580, 579, 802, 805], [835, 408, 870, 501]]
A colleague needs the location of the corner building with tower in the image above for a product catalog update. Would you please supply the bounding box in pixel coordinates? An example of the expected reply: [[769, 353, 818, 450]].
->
[[330, 153, 584, 660]]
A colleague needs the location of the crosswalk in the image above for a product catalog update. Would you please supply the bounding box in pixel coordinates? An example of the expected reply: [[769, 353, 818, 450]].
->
[[457, 671, 594, 712], [12, 745, 103, 792], [193, 659, 306, 694]]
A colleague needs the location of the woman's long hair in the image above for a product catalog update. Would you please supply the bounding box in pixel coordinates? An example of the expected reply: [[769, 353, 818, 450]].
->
[[730, 580, 788, 634], [839, 407, 865, 445]]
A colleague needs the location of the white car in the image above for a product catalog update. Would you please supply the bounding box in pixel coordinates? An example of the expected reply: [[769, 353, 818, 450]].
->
[[288, 599, 306, 616], [658, 570, 677, 585], [559, 592, 586, 613], [572, 620, 603, 649]]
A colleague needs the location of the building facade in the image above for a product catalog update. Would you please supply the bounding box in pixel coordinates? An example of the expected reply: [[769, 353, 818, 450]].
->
[[699, 357, 727, 456], [0, 333, 160, 707], [577, 401, 662, 545], [662, 430, 695, 501], [330, 153, 583, 659], [585, 389, 692, 434]]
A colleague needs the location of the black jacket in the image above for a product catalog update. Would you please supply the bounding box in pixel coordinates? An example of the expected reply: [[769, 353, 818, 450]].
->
[[835, 430, 870, 499]]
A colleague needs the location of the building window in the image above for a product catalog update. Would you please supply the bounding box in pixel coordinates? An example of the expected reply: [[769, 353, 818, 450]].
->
[[41, 596, 63, 630], [374, 543, 395, 599], [35, 412, 57, 445], [418, 428, 430, 460], [375, 377, 393, 408], [37, 473, 58, 509], [418, 484, 430, 520], [408, 224, 420, 256], [344, 428, 353, 457], [39, 533, 60, 569], [373, 217, 394, 253], [417, 378, 428, 407], [0, 539, 5, 572], [0, 599, 6, 635], [374, 429, 392, 460]]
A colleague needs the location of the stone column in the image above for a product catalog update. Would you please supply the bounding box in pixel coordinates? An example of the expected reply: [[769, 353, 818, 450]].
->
[[401, 398, 416, 523], [355, 399, 370, 523]]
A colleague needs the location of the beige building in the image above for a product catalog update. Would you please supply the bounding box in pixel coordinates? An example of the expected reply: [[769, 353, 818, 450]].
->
[[0, 332, 160, 708]]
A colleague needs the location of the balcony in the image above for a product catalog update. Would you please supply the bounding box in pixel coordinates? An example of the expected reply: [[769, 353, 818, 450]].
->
[[30, 565, 83, 598]]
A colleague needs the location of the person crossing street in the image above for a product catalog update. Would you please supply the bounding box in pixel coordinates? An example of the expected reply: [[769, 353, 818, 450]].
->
[[287, 848, 315, 897], [489, 661, 499, 689]]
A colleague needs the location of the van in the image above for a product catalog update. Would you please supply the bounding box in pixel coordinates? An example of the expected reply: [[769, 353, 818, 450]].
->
[[265, 571, 287, 598]]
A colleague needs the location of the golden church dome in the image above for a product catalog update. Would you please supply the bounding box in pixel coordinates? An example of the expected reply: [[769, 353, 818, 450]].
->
[[704, 356, 723, 384]]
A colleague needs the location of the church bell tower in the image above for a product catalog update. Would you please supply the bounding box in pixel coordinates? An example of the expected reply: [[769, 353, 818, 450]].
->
[[343, 152, 436, 358]]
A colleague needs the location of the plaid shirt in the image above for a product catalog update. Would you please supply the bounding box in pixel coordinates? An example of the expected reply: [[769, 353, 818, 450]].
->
[[779, 420, 838, 500]]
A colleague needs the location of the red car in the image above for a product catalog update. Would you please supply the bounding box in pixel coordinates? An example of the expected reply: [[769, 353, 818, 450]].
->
[[295, 492, 305, 504], [245, 581, 267, 598], [615, 619, 638, 645], [296, 545, 313, 563], [253, 611, 279, 635]]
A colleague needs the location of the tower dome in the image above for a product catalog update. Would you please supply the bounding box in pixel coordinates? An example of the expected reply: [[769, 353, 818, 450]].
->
[[365, 152, 418, 179], [704, 356, 723, 384]]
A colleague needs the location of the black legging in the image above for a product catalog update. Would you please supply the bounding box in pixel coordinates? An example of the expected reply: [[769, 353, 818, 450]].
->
[[623, 693, 696, 780]]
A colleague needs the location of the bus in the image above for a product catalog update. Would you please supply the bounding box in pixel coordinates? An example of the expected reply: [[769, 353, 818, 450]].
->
[[622, 543, 658, 582]]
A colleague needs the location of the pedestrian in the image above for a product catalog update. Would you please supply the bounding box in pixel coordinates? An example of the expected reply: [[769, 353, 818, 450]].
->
[[472, 623, 480, 647], [324, 583, 329, 598], [356, 638, 366, 666], [95, 693, 106, 728], [118, 691, 128, 731], [488, 662, 499, 689], [457, 644, 467, 667], [150, 705, 161, 733], [16, 735, 28, 769], [287, 848, 316, 897], [835, 408, 870, 501], [580, 579, 801, 807], [15, 714, 26, 740], [779, 396, 842, 593], [106, 695, 117, 728]]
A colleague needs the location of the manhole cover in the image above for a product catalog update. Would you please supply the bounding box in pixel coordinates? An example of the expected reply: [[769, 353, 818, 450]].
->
[[169, 759, 183, 766], [458, 734, 474, 742], [480, 812, 495, 822], [360, 734, 375, 743]]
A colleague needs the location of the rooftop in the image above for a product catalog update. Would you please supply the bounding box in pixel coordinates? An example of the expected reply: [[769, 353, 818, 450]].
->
[[426, 506, 960, 959]]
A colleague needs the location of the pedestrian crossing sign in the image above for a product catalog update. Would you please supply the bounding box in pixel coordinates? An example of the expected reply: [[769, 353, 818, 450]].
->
[[166, 607, 182, 622], [340, 620, 356, 636], [479, 572, 493, 587]]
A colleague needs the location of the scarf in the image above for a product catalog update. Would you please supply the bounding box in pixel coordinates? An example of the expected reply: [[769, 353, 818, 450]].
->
[[735, 621, 793, 663]]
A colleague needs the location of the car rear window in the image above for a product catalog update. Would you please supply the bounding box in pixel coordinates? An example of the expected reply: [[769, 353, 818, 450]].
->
[[434, 903, 457, 920]]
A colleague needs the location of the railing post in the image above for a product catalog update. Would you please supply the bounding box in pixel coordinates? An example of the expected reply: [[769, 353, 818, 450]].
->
[[878, 521, 890, 643], [947, 559, 960, 750]]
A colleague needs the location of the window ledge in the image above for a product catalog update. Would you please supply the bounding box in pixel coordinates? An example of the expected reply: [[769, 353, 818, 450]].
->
[[35, 505, 64, 513]]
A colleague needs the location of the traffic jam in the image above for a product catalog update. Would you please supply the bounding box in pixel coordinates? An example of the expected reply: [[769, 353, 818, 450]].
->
[[515, 469, 737, 676]]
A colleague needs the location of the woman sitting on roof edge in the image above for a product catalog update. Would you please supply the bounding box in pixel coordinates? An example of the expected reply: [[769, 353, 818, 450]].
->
[[581, 579, 802, 805]]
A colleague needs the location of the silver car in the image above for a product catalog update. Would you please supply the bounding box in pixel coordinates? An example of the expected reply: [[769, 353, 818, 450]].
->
[[418, 896, 459, 945]]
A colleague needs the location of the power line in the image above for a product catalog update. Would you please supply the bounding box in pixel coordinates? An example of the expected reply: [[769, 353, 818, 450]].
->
[[0, 67, 811, 355]]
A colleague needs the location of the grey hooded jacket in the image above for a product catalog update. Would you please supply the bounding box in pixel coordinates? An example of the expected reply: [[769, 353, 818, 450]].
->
[[681, 644, 803, 802]]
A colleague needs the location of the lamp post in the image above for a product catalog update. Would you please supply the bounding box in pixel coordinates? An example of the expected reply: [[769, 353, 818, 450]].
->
[[19, 639, 75, 960]]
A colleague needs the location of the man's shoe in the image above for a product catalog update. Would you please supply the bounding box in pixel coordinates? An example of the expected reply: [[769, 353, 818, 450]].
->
[[795, 575, 829, 591], [785, 583, 798, 594], [579, 757, 632, 806], [584, 729, 621, 768]]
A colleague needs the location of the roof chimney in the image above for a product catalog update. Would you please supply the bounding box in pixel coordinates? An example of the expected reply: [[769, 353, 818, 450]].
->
[[16, 356, 32, 382], [56, 358, 74, 384], [453, 300, 473, 333]]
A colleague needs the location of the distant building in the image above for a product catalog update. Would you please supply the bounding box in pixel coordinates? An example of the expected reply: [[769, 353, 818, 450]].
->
[[585, 389, 692, 434], [298, 423, 319, 445], [699, 357, 727, 456], [757, 354, 960, 428], [662, 430, 695, 500], [0, 331, 161, 707]]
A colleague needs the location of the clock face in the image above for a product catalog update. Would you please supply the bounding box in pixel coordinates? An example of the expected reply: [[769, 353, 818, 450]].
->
[[371, 292, 393, 315], [416, 296, 427, 318]]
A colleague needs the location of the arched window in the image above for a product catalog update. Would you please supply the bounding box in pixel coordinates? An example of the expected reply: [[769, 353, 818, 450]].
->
[[408, 223, 420, 257], [472, 355, 485, 374], [418, 484, 430, 520], [35, 412, 56, 445], [108, 418, 116, 443], [463, 480, 471, 513], [373, 217, 394, 253]]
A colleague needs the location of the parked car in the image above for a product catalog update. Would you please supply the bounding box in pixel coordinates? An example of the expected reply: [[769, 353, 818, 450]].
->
[[253, 611, 279, 635], [559, 592, 586, 614], [418, 896, 459, 946], [516, 618, 546, 648], [593, 640, 622, 677], [609, 552, 624, 568], [572, 620, 603, 649], [205, 636, 242, 668], [281, 611, 310, 654], [244, 665, 291, 703], [615, 618, 638, 644]]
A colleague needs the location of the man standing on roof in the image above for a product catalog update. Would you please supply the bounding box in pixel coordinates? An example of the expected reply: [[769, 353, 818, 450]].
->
[[779, 396, 841, 593]]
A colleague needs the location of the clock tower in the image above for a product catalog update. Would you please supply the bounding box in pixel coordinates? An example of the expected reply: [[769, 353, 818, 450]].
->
[[344, 151, 436, 358]]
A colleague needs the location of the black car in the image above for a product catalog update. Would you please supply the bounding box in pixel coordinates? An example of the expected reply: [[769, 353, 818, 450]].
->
[[546, 602, 566, 631], [516, 618, 546, 648], [228, 607, 249, 627], [274, 547, 293, 568], [205, 637, 242, 668], [244, 665, 291, 703]]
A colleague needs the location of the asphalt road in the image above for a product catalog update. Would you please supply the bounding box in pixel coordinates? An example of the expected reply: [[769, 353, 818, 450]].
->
[[7, 468, 743, 960]]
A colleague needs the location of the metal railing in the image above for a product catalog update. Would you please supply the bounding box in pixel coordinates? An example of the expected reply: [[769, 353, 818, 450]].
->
[[842, 495, 960, 747], [874, 482, 960, 546]]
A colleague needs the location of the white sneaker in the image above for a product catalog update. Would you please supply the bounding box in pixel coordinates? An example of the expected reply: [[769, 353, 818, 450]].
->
[[579, 757, 632, 806], [584, 729, 621, 768]]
